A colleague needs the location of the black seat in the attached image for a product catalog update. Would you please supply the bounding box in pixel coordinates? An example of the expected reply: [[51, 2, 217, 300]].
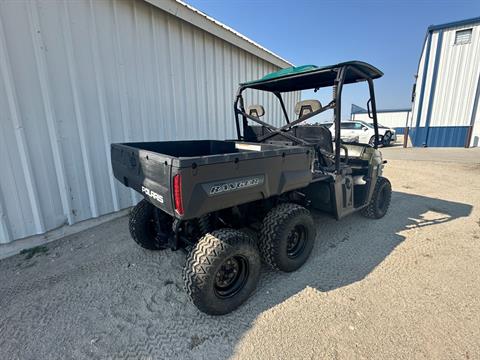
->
[[295, 126, 333, 153], [244, 105, 267, 142], [292, 100, 338, 168]]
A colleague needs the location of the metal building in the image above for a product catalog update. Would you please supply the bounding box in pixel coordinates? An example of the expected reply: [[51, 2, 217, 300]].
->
[[0, 0, 297, 248], [409, 17, 480, 147], [351, 105, 411, 135]]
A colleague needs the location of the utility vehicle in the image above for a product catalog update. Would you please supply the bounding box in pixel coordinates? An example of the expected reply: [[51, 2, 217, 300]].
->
[[111, 61, 392, 315]]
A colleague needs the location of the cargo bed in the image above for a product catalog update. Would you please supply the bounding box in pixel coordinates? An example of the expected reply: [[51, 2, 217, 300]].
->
[[111, 140, 314, 219]]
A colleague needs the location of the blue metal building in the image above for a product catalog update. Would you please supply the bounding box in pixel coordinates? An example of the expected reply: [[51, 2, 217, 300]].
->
[[409, 17, 480, 147]]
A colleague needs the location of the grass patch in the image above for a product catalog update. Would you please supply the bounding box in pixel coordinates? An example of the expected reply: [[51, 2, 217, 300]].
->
[[19, 245, 49, 260]]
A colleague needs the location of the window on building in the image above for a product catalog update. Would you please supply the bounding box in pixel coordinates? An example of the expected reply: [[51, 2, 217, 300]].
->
[[455, 28, 472, 45]]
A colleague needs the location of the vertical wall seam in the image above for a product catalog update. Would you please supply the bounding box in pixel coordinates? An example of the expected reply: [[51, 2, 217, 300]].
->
[[424, 30, 444, 146], [27, 2, 75, 224], [132, 0, 148, 141], [202, 31, 210, 136], [112, 0, 137, 205], [0, 124, 24, 239], [0, 13, 45, 234], [212, 38, 219, 138], [112, 0, 132, 142], [191, 27, 200, 138], [150, 9, 169, 141], [88, 0, 120, 212], [61, 2, 99, 218], [150, 8, 162, 137], [469, 72, 480, 127], [166, 15, 178, 139], [0, 183, 13, 244], [179, 23, 188, 139], [413, 31, 433, 145]]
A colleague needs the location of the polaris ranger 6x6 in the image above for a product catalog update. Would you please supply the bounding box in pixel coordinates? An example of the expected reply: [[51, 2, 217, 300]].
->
[[111, 61, 392, 315]]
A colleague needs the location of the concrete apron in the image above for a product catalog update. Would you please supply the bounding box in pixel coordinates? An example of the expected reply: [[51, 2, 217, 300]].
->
[[0, 208, 131, 260]]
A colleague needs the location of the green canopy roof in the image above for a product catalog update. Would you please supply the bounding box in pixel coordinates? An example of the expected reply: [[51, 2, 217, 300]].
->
[[241, 61, 383, 92], [256, 65, 319, 82]]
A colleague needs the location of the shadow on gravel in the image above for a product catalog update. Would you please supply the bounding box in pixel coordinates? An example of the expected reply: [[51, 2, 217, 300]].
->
[[181, 190, 472, 358], [213, 190, 472, 356], [0, 191, 473, 359]]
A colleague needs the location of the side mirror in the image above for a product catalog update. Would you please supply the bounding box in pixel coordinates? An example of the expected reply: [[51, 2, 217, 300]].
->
[[362, 127, 368, 131]]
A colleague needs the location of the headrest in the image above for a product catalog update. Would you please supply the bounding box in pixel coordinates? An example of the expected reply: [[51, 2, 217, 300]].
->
[[295, 100, 322, 118], [247, 105, 265, 118]]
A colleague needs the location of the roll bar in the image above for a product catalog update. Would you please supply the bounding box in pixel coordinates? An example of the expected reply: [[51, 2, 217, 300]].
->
[[234, 64, 380, 173]]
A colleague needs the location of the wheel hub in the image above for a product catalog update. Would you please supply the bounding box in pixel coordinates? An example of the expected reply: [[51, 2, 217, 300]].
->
[[286, 225, 307, 259], [214, 255, 249, 298], [216, 258, 240, 287]]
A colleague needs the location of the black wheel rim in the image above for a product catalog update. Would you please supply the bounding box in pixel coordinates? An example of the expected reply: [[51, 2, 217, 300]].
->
[[214, 255, 249, 299], [377, 186, 389, 214], [286, 225, 307, 259]]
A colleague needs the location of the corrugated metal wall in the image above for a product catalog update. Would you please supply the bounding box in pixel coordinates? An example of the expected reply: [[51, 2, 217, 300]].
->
[[410, 20, 480, 147], [0, 0, 299, 244]]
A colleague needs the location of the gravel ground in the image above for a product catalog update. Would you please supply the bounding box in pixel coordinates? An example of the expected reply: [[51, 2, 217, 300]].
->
[[1, 149, 479, 359]]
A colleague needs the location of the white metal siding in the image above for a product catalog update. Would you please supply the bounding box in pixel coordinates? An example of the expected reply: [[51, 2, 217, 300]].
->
[[409, 42, 427, 128], [430, 25, 480, 127], [0, 0, 298, 244], [412, 23, 480, 128], [353, 111, 410, 129], [418, 32, 440, 127]]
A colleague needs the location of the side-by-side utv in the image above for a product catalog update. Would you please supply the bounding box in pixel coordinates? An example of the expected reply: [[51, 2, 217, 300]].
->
[[111, 61, 392, 315]]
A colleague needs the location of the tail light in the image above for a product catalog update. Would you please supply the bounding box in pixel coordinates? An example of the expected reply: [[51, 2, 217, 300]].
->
[[173, 174, 184, 216]]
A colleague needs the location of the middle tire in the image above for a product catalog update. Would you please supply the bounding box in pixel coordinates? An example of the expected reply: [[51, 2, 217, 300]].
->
[[259, 203, 316, 272], [129, 199, 172, 250], [183, 229, 261, 315]]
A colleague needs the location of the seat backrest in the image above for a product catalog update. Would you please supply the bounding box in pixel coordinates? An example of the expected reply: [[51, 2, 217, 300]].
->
[[294, 100, 322, 118], [246, 105, 265, 118], [295, 125, 333, 153], [244, 105, 265, 142]]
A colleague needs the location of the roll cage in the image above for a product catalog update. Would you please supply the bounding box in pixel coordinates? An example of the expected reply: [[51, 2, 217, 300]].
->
[[233, 61, 383, 173]]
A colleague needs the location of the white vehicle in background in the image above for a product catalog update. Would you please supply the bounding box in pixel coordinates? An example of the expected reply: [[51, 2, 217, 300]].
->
[[323, 120, 396, 146]]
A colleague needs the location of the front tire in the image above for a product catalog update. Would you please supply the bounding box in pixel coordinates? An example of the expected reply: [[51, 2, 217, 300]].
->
[[361, 177, 392, 219], [369, 135, 384, 147], [383, 131, 392, 146], [183, 229, 261, 315], [129, 199, 172, 250], [259, 203, 316, 272]]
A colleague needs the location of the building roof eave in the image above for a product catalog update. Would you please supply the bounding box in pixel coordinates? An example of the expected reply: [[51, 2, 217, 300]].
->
[[427, 16, 480, 32], [144, 0, 293, 68]]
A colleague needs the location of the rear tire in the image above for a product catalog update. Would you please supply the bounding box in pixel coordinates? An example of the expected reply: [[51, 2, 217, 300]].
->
[[129, 199, 172, 250], [361, 177, 392, 219], [183, 229, 261, 315], [259, 203, 316, 272]]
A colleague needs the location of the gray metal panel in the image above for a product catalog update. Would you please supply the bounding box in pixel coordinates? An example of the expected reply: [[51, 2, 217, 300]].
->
[[0, 0, 299, 244]]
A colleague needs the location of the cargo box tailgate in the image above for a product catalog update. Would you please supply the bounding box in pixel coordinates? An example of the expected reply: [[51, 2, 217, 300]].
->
[[111, 144, 174, 215]]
